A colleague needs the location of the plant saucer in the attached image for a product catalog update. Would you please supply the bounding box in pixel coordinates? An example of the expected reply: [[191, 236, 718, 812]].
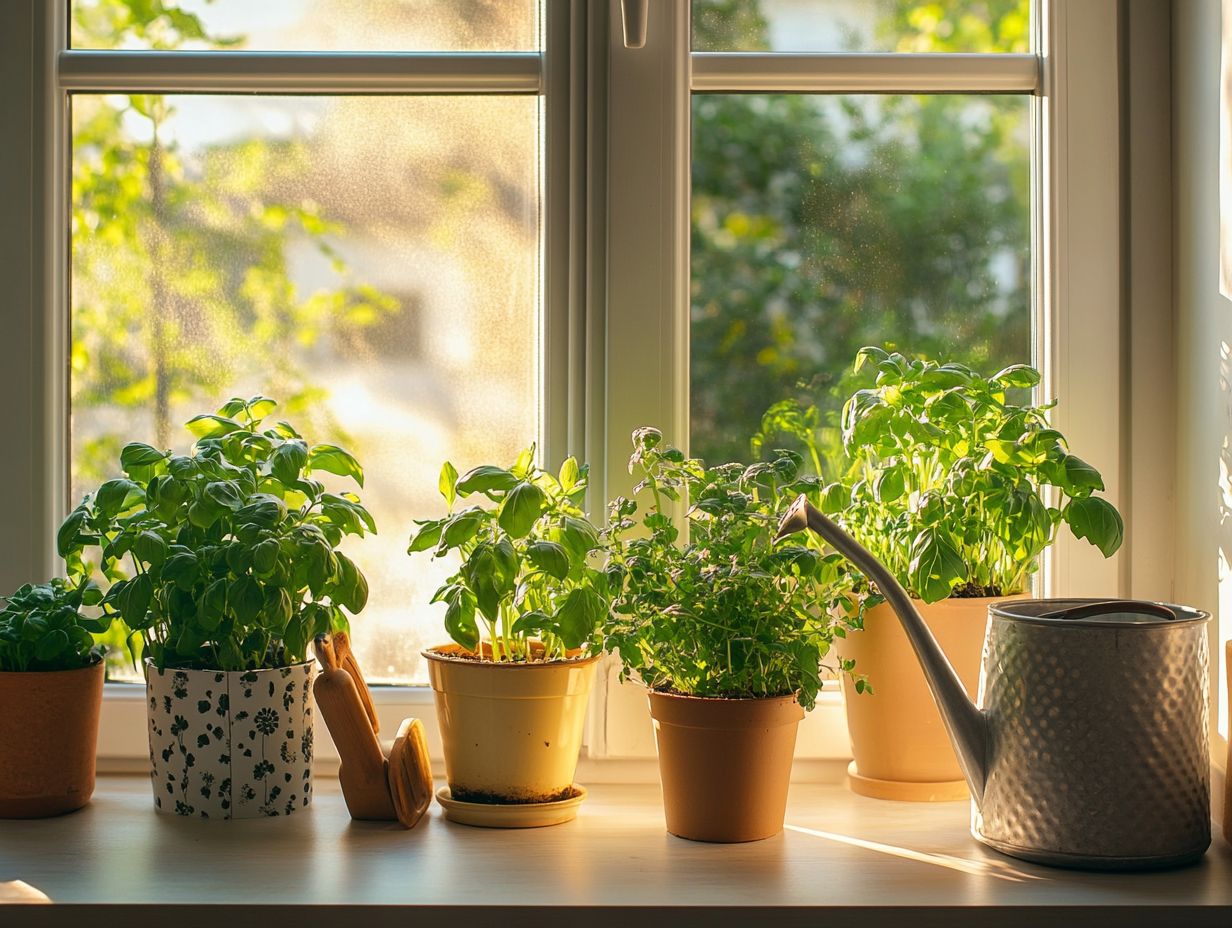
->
[[435, 785, 587, 828]]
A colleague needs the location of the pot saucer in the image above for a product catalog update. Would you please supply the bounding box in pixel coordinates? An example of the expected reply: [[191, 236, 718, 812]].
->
[[435, 785, 587, 828]]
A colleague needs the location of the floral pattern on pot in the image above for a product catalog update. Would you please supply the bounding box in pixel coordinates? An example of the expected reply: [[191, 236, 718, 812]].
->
[[146, 661, 314, 819]]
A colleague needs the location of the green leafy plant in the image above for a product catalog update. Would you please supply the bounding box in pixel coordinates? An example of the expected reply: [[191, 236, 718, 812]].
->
[[0, 578, 112, 673], [58, 396, 374, 671], [804, 348, 1123, 602], [408, 447, 609, 663], [603, 429, 860, 711]]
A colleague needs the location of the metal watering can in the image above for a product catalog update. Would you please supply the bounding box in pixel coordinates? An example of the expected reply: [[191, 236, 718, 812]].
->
[[778, 497, 1212, 871]]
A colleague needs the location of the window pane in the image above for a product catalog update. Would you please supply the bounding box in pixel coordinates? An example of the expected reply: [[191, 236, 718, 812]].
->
[[693, 0, 1031, 53], [71, 93, 540, 683], [690, 93, 1031, 466], [72, 0, 540, 52]]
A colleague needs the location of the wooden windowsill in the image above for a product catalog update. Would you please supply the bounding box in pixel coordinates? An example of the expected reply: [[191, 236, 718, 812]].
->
[[1, 776, 1230, 927]]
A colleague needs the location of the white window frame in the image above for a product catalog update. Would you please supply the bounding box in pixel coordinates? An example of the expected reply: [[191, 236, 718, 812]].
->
[[1, 0, 1129, 775]]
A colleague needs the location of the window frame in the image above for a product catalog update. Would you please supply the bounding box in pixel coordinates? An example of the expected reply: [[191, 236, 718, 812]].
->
[[1, 0, 1131, 773]]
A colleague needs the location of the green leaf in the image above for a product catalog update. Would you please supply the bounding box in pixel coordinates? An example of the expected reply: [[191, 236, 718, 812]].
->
[[874, 466, 906, 503], [498, 481, 546, 538], [333, 552, 369, 614], [56, 508, 87, 559], [35, 628, 70, 662], [992, 364, 1042, 388], [162, 552, 199, 591], [456, 465, 518, 496], [526, 541, 570, 581], [185, 414, 245, 440], [133, 530, 168, 566], [204, 481, 244, 511], [554, 516, 600, 562], [252, 539, 280, 576], [553, 587, 606, 649], [271, 440, 309, 485], [1059, 454, 1105, 495], [95, 478, 144, 517], [558, 456, 581, 493], [121, 573, 154, 629], [511, 610, 552, 637], [1064, 496, 1124, 557], [120, 442, 167, 470], [407, 518, 445, 554], [439, 461, 459, 509], [907, 528, 968, 604], [441, 509, 487, 548], [308, 444, 365, 487], [820, 482, 849, 514], [444, 588, 479, 651], [228, 575, 265, 625]]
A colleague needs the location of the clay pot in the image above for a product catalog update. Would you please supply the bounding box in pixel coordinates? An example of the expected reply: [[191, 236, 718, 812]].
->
[[837, 595, 1024, 801], [146, 661, 315, 819], [649, 690, 804, 842], [0, 661, 105, 818], [423, 644, 598, 806]]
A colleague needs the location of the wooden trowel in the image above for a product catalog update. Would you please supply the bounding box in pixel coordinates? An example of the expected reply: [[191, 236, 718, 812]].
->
[[313, 632, 433, 828]]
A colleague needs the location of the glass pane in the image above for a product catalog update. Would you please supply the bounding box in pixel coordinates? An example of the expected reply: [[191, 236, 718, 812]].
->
[[693, 0, 1031, 53], [71, 93, 540, 683], [690, 93, 1031, 466], [72, 0, 540, 52]]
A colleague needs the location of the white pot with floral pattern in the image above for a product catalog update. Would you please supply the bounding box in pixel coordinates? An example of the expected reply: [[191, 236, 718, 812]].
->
[[145, 661, 315, 819]]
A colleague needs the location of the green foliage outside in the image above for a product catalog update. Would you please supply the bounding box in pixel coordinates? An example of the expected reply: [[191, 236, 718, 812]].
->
[[603, 428, 862, 710], [691, 0, 1032, 466], [71, 0, 397, 480], [408, 449, 610, 662], [58, 397, 373, 671]]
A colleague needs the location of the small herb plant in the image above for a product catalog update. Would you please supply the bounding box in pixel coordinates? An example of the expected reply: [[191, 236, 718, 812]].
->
[[0, 578, 111, 672], [789, 348, 1124, 602], [58, 396, 374, 671], [603, 429, 860, 711], [408, 447, 609, 663]]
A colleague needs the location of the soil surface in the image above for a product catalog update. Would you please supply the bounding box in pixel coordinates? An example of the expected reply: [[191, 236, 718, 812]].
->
[[449, 785, 583, 805]]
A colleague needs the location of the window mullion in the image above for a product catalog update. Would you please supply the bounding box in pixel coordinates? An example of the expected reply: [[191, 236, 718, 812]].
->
[[57, 50, 542, 94], [691, 51, 1040, 94]]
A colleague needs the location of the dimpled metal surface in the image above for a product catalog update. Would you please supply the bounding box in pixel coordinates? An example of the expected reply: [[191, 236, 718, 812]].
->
[[973, 615, 1210, 869]]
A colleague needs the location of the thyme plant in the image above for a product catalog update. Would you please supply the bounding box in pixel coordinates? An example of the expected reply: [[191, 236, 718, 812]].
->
[[603, 429, 860, 710]]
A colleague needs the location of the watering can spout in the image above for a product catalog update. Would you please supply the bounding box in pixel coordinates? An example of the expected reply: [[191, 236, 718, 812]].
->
[[777, 496, 990, 806]]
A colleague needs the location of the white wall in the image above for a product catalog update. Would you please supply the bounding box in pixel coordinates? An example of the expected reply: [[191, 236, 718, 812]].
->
[[1172, 0, 1230, 789]]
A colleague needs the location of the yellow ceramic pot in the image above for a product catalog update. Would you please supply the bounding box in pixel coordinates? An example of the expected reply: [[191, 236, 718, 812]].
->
[[423, 644, 598, 806], [837, 595, 1025, 801]]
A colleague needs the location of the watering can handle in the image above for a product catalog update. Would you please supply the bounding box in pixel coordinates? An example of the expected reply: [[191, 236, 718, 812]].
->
[[1037, 600, 1177, 622]]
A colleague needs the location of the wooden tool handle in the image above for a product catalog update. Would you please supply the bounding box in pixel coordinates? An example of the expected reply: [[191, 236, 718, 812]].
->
[[333, 631, 379, 736]]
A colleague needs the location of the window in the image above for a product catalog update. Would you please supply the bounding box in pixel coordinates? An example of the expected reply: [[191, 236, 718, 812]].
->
[[67, 2, 545, 685], [2, 0, 1123, 766]]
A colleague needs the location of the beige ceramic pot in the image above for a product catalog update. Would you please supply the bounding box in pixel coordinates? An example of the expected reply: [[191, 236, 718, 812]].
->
[[649, 691, 804, 843], [423, 644, 598, 806], [838, 595, 1025, 801], [0, 661, 104, 818]]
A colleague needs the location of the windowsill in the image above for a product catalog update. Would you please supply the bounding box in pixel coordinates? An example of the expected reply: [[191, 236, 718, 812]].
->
[[2, 777, 1229, 926]]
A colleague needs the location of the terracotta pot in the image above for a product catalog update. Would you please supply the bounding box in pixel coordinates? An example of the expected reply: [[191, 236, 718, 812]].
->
[[837, 595, 1025, 801], [0, 661, 104, 818], [146, 661, 315, 819], [649, 691, 803, 842], [423, 644, 598, 805]]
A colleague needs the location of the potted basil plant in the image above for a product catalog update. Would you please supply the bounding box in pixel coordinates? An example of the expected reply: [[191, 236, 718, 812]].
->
[[0, 578, 114, 818], [59, 396, 373, 819], [603, 428, 859, 842], [408, 447, 608, 827], [776, 347, 1124, 801]]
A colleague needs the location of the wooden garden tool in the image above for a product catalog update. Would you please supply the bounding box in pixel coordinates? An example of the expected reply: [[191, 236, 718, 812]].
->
[[313, 632, 433, 828]]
